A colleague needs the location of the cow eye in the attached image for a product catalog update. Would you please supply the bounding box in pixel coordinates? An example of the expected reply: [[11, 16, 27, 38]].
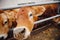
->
[[3, 20, 8, 24], [29, 11, 33, 17], [4, 21, 8, 24], [28, 11, 33, 19], [30, 14, 32, 16]]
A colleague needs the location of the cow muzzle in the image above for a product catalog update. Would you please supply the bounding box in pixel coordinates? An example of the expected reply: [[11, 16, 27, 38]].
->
[[13, 26, 30, 40], [0, 34, 7, 39]]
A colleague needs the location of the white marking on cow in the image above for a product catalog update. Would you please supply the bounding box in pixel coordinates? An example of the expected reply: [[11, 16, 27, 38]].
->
[[0, 34, 7, 39], [13, 26, 30, 39]]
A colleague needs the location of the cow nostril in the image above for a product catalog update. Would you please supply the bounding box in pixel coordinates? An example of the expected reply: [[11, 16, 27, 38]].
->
[[0, 36, 4, 39], [21, 28, 25, 33], [1, 37, 4, 39]]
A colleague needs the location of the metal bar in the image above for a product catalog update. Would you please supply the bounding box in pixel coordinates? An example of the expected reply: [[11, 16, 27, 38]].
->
[[31, 23, 52, 35], [0, 1, 60, 10], [34, 15, 60, 24]]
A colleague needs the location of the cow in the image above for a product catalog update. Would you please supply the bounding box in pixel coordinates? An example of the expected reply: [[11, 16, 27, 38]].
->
[[13, 7, 34, 39], [13, 6, 46, 40], [0, 13, 11, 39], [0, 10, 17, 39]]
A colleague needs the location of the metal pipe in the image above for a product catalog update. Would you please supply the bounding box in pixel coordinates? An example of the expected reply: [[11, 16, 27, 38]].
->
[[34, 15, 60, 24]]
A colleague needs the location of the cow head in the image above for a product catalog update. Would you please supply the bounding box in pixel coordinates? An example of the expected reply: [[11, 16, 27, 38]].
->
[[13, 7, 34, 39], [0, 13, 11, 39], [0, 10, 17, 39]]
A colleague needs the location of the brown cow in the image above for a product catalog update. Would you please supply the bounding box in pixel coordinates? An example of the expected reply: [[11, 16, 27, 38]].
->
[[13, 7, 34, 39], [0, 13, 11, 39]]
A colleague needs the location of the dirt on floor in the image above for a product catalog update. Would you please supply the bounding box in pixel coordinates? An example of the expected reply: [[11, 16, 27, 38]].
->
[[7, 23, 60, 40], [26, 24, 60, 40]]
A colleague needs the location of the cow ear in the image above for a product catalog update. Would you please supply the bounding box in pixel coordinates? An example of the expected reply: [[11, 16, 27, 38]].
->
[[32, 6, 46, 16]]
